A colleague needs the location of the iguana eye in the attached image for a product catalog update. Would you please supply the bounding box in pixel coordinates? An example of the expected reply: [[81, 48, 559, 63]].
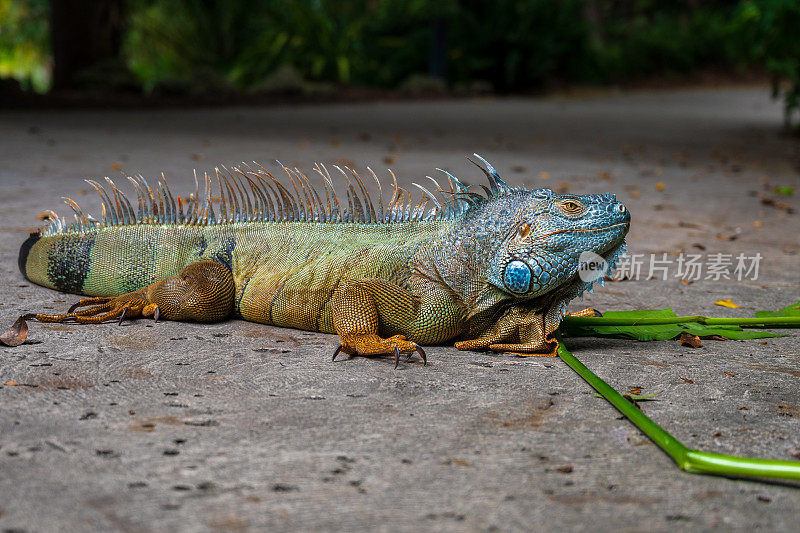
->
[[560, 200, 584, 215]]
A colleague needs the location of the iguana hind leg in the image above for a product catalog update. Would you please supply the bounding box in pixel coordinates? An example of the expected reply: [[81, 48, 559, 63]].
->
[[32, 261, 235, 324]]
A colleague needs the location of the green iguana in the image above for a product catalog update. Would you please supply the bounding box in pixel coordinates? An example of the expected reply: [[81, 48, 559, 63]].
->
[[9, 155, 630, 365]]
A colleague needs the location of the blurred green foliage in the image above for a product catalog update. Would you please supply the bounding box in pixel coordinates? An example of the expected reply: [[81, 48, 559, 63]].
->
[[1, 0, 799, 126], [0, 0, 49, 91], [124, 0, 452, 91], [734, 0, 800, 126]]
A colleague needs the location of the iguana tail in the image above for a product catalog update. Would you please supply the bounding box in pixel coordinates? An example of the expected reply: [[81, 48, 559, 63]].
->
[[19, 225, 204, 297]]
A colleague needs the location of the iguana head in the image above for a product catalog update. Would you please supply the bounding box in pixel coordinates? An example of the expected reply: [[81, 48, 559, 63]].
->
[[422, 156, 630, 313], [482, 188, 630, 299]]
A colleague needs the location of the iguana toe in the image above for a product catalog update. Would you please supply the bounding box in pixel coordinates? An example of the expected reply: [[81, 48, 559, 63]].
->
[[488, 342, 558, 357], [567, 307, 602, 318]]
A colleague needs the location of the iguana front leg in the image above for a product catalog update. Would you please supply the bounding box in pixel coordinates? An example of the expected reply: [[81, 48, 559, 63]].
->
[[455, 305, 559, 356], [31, 261, 235, 324], [331, 278, 464, 367], [454, 302, 597, 357]]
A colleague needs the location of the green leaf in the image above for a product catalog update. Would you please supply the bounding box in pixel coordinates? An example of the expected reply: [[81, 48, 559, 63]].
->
[[678, 325, 777, 340], [560, 309, 682, 340], [560, 308, 784, 341], [755, 301, 800, 318]]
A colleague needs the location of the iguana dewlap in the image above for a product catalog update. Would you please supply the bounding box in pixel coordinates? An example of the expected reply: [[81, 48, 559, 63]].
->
[[15, 155, 629, 364]]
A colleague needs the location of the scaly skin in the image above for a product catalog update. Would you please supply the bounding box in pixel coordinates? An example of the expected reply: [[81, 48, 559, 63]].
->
[[14, 158, 630, 363]]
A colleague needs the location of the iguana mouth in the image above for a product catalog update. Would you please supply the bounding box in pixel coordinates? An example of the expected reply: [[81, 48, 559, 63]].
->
[[538, 222, 629, 239]]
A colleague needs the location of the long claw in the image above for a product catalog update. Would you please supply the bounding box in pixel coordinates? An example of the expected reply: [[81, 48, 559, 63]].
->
[[394, 346, 400, 369], [153, 306, 160, 323], [117, 307, 128, 326], [332, 344, 343, 362], [416, 345, 427, 366]]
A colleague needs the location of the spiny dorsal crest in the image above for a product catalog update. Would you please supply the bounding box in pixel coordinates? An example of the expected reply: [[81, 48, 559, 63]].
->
[[40, 155, 526, 236]]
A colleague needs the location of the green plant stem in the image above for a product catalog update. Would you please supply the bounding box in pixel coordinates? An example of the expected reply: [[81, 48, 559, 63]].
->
[[562, 315, 800, 328], [556, 341, 800, 481]]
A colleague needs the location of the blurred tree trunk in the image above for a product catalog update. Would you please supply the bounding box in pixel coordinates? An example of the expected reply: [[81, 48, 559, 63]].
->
[[50, 0, 126, 90], [429, 18, 447, 79], [582, 1, 603, 45]]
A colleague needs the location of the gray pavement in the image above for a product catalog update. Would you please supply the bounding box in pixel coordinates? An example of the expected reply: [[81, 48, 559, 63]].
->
[[1, 88, 799, 532]]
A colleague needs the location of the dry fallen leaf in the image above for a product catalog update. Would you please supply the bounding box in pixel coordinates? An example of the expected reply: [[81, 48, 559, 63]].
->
[[738, 406, 749, 411], [680, 377, 696, 384], [724, 371, 736, 377], [4, 381, 21, 386], [679, 333, 701, 348], [0, 315, 30, 347], [761, 197, 794, 213], [627, 387, 643, 395], [714, 298, 740, 308], [678, 221, 703, 229]]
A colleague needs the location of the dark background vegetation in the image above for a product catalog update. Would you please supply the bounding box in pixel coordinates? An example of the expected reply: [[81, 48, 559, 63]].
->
[[1, 0, 799, 126]]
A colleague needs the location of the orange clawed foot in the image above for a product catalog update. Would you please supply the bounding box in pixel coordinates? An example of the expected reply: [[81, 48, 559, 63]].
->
[[32, 292, 159, 325], [0, 293, 158, 347], [332, 334, 427, 369]]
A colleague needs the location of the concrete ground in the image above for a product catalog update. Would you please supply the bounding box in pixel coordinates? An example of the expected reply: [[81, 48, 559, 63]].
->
[[0, 88, 799, 532]]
